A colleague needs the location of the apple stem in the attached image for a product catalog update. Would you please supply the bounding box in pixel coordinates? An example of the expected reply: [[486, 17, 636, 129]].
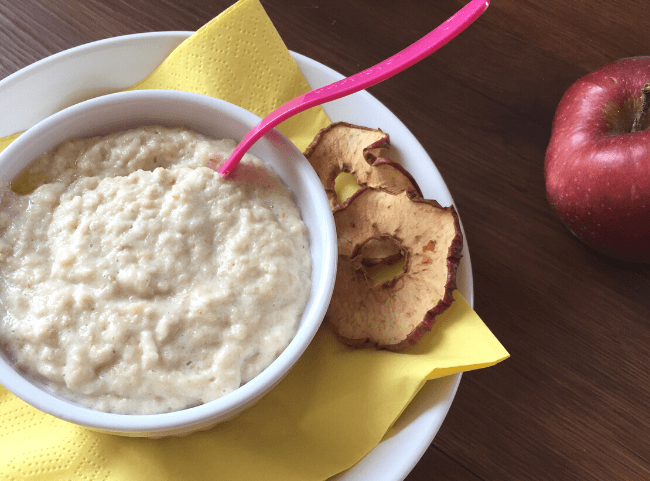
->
[[631, 83, 650, 133]]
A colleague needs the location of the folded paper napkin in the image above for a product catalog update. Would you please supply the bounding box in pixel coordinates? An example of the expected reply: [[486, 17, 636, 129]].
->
[[0, 0, 509, 479]]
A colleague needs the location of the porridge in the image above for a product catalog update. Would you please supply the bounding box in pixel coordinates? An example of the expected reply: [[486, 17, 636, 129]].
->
[[0, 126, 312, 415]]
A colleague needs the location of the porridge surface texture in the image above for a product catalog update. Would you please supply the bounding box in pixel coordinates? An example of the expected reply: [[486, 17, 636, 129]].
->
[[0, 126, 311, 414]]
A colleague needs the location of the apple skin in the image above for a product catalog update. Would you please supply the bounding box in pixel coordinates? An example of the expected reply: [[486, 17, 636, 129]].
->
[[545, 57, 650, 262]]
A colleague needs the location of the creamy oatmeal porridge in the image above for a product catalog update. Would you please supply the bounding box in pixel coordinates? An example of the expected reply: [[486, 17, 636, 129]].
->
[[0, 126, 311, 415]]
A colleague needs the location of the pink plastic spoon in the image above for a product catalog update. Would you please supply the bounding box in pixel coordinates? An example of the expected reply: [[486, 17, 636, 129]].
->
[[218, 0, 489, 177]]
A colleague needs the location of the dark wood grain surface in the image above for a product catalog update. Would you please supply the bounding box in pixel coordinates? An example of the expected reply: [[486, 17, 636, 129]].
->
[[2, 0, 650, 479]]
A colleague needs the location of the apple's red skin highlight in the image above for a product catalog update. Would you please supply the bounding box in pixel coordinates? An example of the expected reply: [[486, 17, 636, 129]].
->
[[545, 57, 650, 262]]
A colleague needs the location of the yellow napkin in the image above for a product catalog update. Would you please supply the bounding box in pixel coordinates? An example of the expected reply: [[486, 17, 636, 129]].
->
[[0, 0, 509, 479], [0, 132, 20, 153]]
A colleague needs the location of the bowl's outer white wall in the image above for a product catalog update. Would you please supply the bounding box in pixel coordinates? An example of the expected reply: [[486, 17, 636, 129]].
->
[[0, 90, 337, 436]]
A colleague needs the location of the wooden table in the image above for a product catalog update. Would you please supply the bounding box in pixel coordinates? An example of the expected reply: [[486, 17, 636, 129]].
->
[[2, 0, 650, 479]]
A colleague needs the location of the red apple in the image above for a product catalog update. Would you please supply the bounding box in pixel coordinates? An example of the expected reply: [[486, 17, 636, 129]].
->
[[545, 57, 650, 262]]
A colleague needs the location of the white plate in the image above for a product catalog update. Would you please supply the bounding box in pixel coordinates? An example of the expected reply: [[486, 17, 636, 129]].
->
[[0, 32, 473, 481]]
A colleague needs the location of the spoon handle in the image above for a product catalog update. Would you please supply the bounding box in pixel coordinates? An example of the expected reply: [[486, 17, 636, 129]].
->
[[218, 0, 489, 176]]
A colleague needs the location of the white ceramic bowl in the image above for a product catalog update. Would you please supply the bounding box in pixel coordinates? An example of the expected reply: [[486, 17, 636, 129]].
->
[[0, 90, 337, 437]]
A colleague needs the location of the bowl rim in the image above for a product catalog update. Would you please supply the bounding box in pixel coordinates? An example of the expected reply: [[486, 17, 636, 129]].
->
[[0, 89, 337, 434]]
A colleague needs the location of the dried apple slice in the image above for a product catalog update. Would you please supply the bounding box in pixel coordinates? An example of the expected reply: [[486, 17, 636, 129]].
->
[[304, 122, 421, 208], [328, 187, 463, 350]]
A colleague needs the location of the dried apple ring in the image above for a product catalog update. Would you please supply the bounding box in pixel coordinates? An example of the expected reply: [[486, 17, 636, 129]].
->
[[304, 122, 421, 209], [328, 187, 463, 350]]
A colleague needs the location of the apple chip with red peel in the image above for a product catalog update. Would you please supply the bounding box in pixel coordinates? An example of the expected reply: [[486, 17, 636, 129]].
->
[[328, 187, 463, 350], [304, 122, 421, 208]]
